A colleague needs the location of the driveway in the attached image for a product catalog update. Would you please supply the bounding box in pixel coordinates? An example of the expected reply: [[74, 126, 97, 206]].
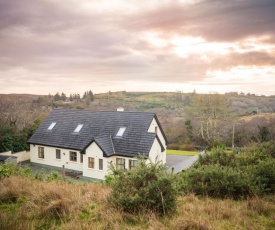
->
[[166, 155, 195, 169]]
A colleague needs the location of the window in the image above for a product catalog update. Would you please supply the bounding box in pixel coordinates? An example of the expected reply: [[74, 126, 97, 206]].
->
[[74, 124, 83, 133], [56, 149, 61, 159], [99, 159, 103, 170], [48, 122, 56, 130], [80, 154, 83, 163], [70, 151, 77, 162], [38, 147, 44, 159], [129, 160, 137, 169], [116, 127, 126, 137], [88, 157, 94, 168], [116, 158, 125, 169]]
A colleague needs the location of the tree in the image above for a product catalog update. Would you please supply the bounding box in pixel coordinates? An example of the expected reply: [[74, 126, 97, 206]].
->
[[188, 93, 232, 147], [53, 93, 61, 101], [258, 126, 270, 142], [184, 119, 193, 144], [61, 92, 67, 101], [83, 90, 94, 101]]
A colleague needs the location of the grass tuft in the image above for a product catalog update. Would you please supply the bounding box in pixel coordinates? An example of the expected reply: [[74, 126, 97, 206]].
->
[[167, 149, 198, 156], [0, 176, 275, 229]]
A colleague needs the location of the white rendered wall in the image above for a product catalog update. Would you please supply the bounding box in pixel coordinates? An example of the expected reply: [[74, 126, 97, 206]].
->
[[82, 142, 111, 180], [13, 151, 30, 162], [83, 142, 140, 180], [148, 138, 166, 164], [148, 118, 167, 163], [30, 145, 83, 172], [148, 118, 167, 149]]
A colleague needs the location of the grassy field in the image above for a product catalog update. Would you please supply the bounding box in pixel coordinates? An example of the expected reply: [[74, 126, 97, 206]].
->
[[1, 176, 275, 230], [167, 149, 198, 156]]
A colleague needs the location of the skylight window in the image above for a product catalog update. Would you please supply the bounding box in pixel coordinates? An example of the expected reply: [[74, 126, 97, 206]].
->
[[48, 122, 56, 130], [74, 124, 84, 133], [116, 127, 126, 137]]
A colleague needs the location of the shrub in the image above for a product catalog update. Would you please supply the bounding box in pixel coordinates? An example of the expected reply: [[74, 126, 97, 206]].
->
[[107, 159, 177, 215], [252, 159, 275, 194], [178, 164, 256, 199], [35, 169, 45, 181], [179, 143, 195, 151], [0, 163, 19, 179], [46, 171, 62, 182], [196, 147, 237, 168], [20, 167, 33, 178], [242, 141, 275, 159], [168, 143, 180, 150], [236, 151, 270, 167]]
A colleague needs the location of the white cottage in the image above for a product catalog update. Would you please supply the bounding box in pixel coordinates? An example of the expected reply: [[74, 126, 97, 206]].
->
[[28, 109, 167, 180]]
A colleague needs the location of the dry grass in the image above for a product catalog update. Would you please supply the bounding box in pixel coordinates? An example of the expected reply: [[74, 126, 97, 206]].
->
[[1, 176, 275, 230]]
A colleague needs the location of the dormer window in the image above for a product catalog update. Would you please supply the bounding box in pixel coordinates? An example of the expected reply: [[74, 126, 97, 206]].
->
[[116, 127, 126, 137], [48, 122, 56, 130], [74, 124, 83, 133]]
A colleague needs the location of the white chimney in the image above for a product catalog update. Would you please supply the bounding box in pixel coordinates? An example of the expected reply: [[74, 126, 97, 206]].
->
[[117, 107, 124, 112]]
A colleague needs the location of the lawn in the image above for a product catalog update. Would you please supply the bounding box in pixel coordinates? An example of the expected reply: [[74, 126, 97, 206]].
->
[[167, 149, 199, 156]]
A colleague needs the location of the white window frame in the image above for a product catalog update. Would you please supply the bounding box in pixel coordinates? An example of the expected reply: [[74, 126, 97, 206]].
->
[[116, 158, 125, 169], [56, 149, 61, 159], [70, 151, 77, 162], [129, 159, 137, 169], [88, 157, 94, 168], [38, 147, 44, 159], [99, 159, 103, 170]]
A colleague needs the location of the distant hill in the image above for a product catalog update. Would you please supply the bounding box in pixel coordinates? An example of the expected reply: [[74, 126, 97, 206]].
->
[[1, 91, 275, 149]]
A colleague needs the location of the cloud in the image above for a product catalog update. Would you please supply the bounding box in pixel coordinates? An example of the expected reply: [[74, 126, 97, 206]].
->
[[124, 0, 275, 41], [0, 0, 274, 95], [210, 51, 275, 71]]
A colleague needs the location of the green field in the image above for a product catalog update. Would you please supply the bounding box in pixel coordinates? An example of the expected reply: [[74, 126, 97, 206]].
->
[[166, 149, 198, 156]]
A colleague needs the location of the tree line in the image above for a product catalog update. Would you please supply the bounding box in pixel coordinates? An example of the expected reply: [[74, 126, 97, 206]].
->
[[50, 90, 94, 102]]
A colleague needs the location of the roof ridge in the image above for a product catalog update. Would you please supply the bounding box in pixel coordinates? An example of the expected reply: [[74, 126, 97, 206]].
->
[[52, 108, 155, 115]]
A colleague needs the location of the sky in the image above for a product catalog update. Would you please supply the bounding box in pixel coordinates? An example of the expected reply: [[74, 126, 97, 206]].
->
[[0, 0, 275, 96]]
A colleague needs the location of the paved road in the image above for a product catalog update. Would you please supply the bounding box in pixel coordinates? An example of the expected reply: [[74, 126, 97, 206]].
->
[[166, 155, 195, 169]]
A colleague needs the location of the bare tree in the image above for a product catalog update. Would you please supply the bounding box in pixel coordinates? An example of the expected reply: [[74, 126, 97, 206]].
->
[[188, 93, 232, 147]]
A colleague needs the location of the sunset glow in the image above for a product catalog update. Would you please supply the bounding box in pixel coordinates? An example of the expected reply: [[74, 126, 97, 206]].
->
[[0, 0, 275, 95]]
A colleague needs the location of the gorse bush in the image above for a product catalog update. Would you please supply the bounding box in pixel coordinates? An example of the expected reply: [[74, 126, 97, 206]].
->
[[196, 147, 237, 167], [242, 141, 275, 159], [178, 164, 256, 199], [177, 142, 275, 199], [107, 159, 177, 215], [251, 159, 275, 194]]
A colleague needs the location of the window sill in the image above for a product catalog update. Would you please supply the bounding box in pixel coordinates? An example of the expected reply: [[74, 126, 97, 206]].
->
[[69, 161, 78, 164], [87, 168, 104, 171]]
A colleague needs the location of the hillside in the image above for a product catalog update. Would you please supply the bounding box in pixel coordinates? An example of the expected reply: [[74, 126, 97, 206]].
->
[[1, 91, 275, 150]]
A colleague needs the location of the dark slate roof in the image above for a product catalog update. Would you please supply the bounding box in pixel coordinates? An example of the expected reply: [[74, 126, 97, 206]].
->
[[0, 155, 10, 161], [0, 155, 17, 161], [94, 136, 115, 157], [28, 109, 167, 157]]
